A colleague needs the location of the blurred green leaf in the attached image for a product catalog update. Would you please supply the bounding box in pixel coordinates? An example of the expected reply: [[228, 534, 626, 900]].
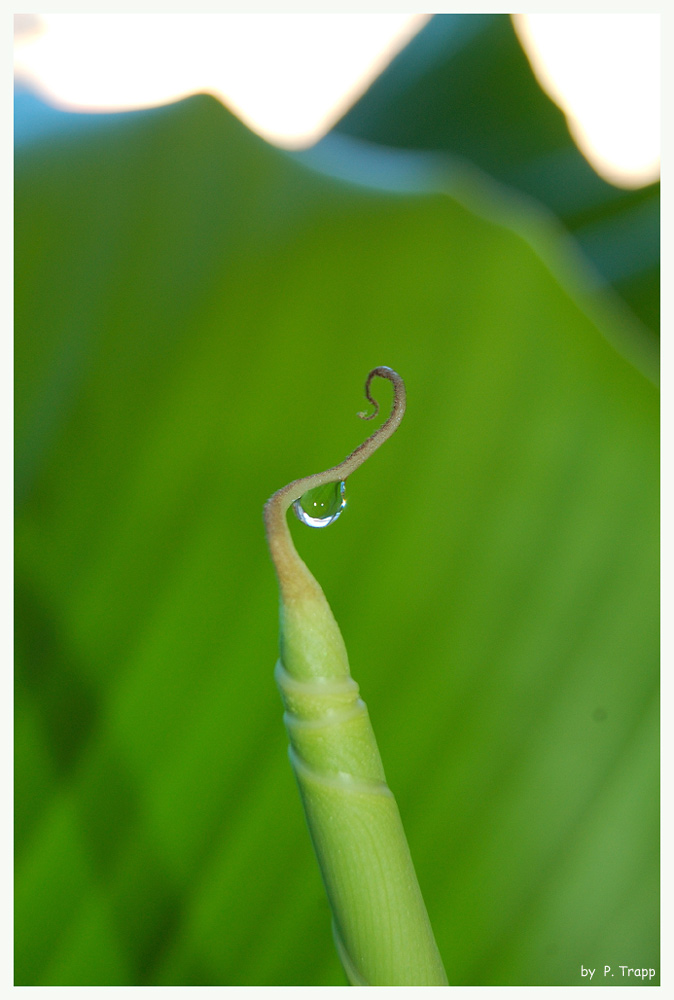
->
[[15, 90, 658, 986], [333, 13, 660, 339]]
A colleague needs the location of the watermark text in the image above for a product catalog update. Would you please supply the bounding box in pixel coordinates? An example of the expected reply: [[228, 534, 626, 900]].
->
[[582, 965, 656, 981]]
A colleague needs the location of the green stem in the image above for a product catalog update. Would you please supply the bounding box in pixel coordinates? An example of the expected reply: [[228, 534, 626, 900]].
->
[[264, 367, 448, 987]]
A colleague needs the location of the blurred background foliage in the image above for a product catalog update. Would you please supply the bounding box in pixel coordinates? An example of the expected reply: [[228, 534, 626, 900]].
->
[[14, 13, 659, 987], [333, 14, 660, 340]]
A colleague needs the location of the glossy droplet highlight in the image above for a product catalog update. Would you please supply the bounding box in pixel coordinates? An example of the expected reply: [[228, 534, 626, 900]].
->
[[293, 481, 346, 528]]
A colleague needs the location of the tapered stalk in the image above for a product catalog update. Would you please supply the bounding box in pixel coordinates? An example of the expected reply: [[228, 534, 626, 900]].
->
[[264, 368, 448, 987]]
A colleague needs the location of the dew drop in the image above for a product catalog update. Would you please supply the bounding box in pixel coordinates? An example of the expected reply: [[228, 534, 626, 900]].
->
[[293, 481, 346, 528]]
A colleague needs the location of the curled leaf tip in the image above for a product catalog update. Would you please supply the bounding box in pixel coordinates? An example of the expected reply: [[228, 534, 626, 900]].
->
[[360, 365, 405, 426], [264, 367, 406, 593]]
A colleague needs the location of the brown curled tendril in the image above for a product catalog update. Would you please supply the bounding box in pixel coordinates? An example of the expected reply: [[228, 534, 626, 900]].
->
[[264, 367, 406, 595], [357, 367, 389, 421]]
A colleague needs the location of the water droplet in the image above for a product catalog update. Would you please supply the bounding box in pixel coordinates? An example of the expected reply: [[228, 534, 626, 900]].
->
[[293, 481, 346, 528]]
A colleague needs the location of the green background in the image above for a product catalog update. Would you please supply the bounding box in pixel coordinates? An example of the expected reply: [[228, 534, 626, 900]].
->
[[15, 14, 659, 986]]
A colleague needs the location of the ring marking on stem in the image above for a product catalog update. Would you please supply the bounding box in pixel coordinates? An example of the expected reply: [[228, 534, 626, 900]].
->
[[287, 746, 395, 798]]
